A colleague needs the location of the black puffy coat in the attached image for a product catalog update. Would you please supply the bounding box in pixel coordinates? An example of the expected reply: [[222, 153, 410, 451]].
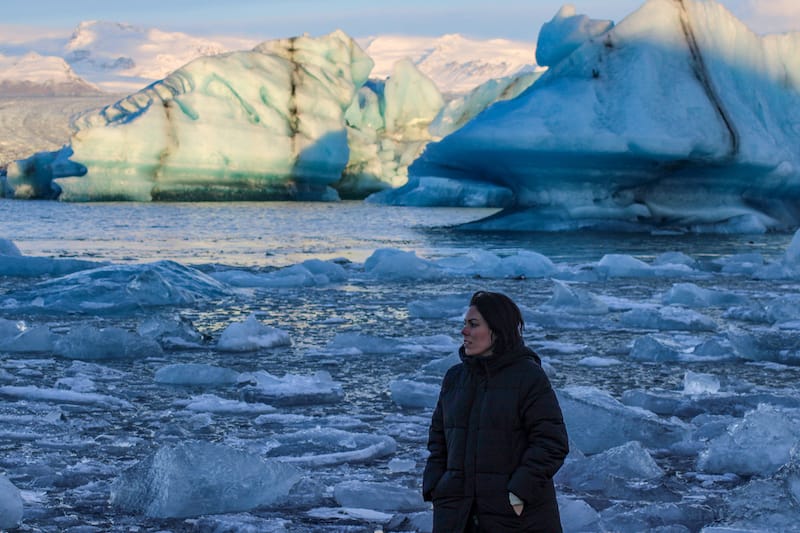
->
[[422, 344, 569, 532]]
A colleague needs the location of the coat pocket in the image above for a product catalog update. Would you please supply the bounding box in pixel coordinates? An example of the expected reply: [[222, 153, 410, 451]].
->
[[431, 470, 464, 499]]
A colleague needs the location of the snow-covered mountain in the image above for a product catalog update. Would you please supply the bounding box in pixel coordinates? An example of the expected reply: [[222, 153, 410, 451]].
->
[[0, 21, 538, 95], [0, 52, 102, 96], [358, 34, 538, 95], [61, 21, 258, 93]]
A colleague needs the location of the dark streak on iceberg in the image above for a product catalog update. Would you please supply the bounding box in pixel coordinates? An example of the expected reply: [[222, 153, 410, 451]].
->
[[676, 0, 738, 159]]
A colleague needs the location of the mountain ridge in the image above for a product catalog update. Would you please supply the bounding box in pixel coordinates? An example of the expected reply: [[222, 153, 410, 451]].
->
[[0, 21, 538, 96]]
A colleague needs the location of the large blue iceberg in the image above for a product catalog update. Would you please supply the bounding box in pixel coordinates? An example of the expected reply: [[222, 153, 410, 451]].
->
[[4, 31, 458, 201], [396, 0, 800, 233]]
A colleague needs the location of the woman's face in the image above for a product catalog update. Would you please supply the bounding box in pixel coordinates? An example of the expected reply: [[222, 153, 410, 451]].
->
[[462, 305, 493, 357]]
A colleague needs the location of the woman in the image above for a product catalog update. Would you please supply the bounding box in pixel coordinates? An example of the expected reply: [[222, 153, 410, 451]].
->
[[422, 291, 569, 532]]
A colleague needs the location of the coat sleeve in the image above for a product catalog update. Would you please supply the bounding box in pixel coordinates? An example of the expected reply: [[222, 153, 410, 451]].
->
[[422, 372, 450, 501], [507, 366, 569, 504]]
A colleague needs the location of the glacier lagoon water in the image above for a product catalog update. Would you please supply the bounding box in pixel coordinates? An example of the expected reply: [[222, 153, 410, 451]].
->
[[1, 199, 800, 532]]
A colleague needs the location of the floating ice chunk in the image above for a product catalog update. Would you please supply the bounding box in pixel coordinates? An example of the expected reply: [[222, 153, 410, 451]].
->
[[422, 352, 460, 374], [110, 441, 301, 518], [388, 458, 416, 473], [540, 279, 609, 315], [435, 251, 504, 278], [154, 363, 239, 386], [535, 4, 614, 67], [0, 319, 54, 353], [333, 480, 426, 512], [557, 386, 688, 454], [653, 251, 698, 269], [621, 388, 700, 418], [363, 248, 442, 280], [715, 473, 800, 532], [556, 441, 664, 493], [179, 394, 276, 415], [56, 375, 96, 393], [390, 379, 439, 409], [0, 475, 23, 530], [137, 314, 206, 349], [662, 283, 748, 308], [326, 332, 406, 355], [265, 428, 396, 466], [434, 250, 558, 279], [212, 259, 347, 288], [54, 325, 163, 360], [558, 497, 600, 532], [721, 304, 769, 324], [692, 337, 735, 361], [0, 385, 133, 408], [600, 500, 715, 533], [4, 260, 228, 314], [496, 251, 557, 278], [727, 327, 800, 366], [408, 294, 469, 319], [65, 360, 129, 381], [238, 370, 343, 406], [765, 294, 800, 325], [629, 334, 685, 362], [697, 404, 800, 476], [577, 356, 622, 367], [301, 259, 349, 283], [306, 506, 393, 524], [621, 306, 717, 331], [410, 335, 461, 353], [597, 254, 654, 277], [715, 253, 765, 275], [216, 314, 291, 352], [683, 371, 721, 395]]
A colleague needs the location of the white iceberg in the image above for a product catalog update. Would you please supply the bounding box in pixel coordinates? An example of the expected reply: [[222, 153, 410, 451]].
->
[[389, 379, 439, 409], [333, 480, 427, 512], [54, 325, 164, 360], [556, 441, 664, 493], [363, 248, 443, 280], [558, 386, 689, 454], [2, 260, 227, 315], [216, 314, 291, 352], [110, 440, 301, 518], [238, 370, 343, 406], [7, 31, 372, 202], [265, 427, 396, 466], [697, 403, 800, 476]]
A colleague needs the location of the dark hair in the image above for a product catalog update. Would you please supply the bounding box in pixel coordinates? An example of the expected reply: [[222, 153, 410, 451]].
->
[[469, 291, 524, 354]]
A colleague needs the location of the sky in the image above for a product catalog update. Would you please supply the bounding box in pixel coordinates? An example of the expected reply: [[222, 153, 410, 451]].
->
[[2, 0, 800, 43]]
